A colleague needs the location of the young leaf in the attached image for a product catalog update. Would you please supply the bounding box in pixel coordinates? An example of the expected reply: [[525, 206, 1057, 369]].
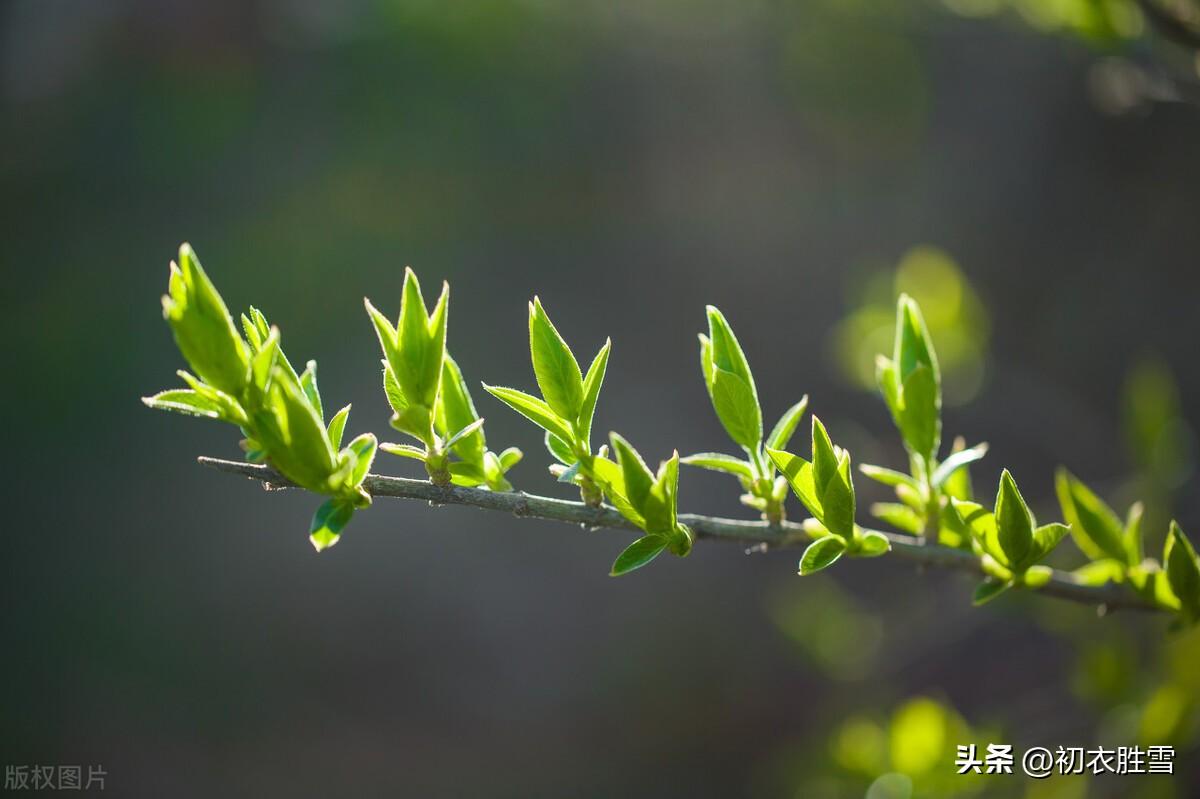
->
[[609, 433, 654, 514], [818, 452, 856, 539], [930, 443, 988, 489], [1030, 522, 1069, 563], [142, 389, 223, 419], [443, 418, 486, 452], [708, 368, 762, 449], [483, 385, 575, 444], [381, 442, 428, 460], [811, 417, 840, 496], [528, 297, 584, 421], [382, 267, 449, 411], [300, 360, 323, 421], [309, 499, 354, 552], [1165, 522, 1200, 619], [859, 463, 919, 491], [702, 307, 763, 448], [972, 578, 1011, 606], [766, 396, 809, 451], [680, 453, 755, 479], [161, 243, 251, 396], [871, 502, 924, 535], [436, 355, 486, 465], [800, 536, 846, 575], [499, 447, 523, 471], [577, 338, 611, 448], [610, 535, 669, 576], [448, 461, 488, 487], [346, 433, 378, 489], [327, 404, 351, 450], [1124, 502, 1145, 567], [643, 451, 681, 536], [544, 430, 576, 465], [877, 294, 942, 461], [1023, 565, 1053, 588], [857, 530, 891, 557], [766, 448, 821, 518], [364, 297, 398, 358], [950, 497, 1002, 564], [1055, 468, 1127, 564], [994, 470, 1033, 569]]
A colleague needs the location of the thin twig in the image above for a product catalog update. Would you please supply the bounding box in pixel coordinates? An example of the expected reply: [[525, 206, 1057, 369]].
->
[[197, 456, 1163, 614]]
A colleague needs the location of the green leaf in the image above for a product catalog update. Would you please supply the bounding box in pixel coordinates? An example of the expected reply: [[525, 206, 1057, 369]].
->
[[448, 461, 488, 487], [994, 470, 1033, 569], [811, 417, 839, 496], [705, 306, 757, 391], [251, 326, 280, 391], [610, 433, 654, 514], [698, 333, 714, 385], [930, 443, 988, 489], [346, 433, 377, 488], [327, 404, 351, 450], [940, 438, 976, 501], [498, 447, 523, 471], [382, 362, 408, 415], [1124, 502, 1145, 567], [766, 448, 821, 518], [482, 451, 515, 491], [702, 306, 763, 448], [972, 578, 1011, 606], [610, 535, 669, 576], [309, 499, 354, 552], [1165, 522, 1200, 619], [393, 267, 448, 409], [708, 367, 762, 449], [142, 389, 223, 419], [1030, 523, 1069, 563], [528, 297, 584, 421], [254, 365, 338, 491], [680, 452, 754, 479], [443, 418, 486, 452], [577, 338, 611, 448], [1073, 559, 1127, 586], [871, 502, 924, 535], [950, 498, 1001, 563], [859, 463, 919, 491], [161, 243, 251, 396], [1023, 565, 1053, 588], [1055, 468, 1127, 563], [381, 442, 428, 460], [819, 452, 856, 539], [766, 396, 809, 451], [483, 385, 575, 444], [436, 355, 486, 465], [857, 530, 891, 557], [299, 360, 323, 421], [800, 536, 846, 575], [643, 451, 681, 535], [364, 297, 398, 358], [544, 431, 576, 465]]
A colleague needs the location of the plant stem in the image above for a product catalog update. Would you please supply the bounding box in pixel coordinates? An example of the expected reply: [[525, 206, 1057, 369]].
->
[[198, 456, 1163, 614]]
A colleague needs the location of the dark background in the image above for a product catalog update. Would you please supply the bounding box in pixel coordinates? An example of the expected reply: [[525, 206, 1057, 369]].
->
[[5, 1, 1200, 796]]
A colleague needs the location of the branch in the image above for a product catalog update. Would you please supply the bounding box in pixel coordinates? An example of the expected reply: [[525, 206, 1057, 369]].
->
[[197, 457, 1163, 614]]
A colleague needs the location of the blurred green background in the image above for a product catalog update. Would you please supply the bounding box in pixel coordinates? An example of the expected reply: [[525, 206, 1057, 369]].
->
[[5, 0, 1200, 796]]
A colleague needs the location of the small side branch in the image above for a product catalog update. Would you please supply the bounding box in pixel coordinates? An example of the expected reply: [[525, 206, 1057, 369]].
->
[[197, 457, 1162, 614]]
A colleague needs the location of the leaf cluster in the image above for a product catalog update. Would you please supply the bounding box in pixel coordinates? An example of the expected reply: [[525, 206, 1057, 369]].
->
[[367, 268, 521, 491], [144, 244, 377, 551], [145, 243, 1200, 625]]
